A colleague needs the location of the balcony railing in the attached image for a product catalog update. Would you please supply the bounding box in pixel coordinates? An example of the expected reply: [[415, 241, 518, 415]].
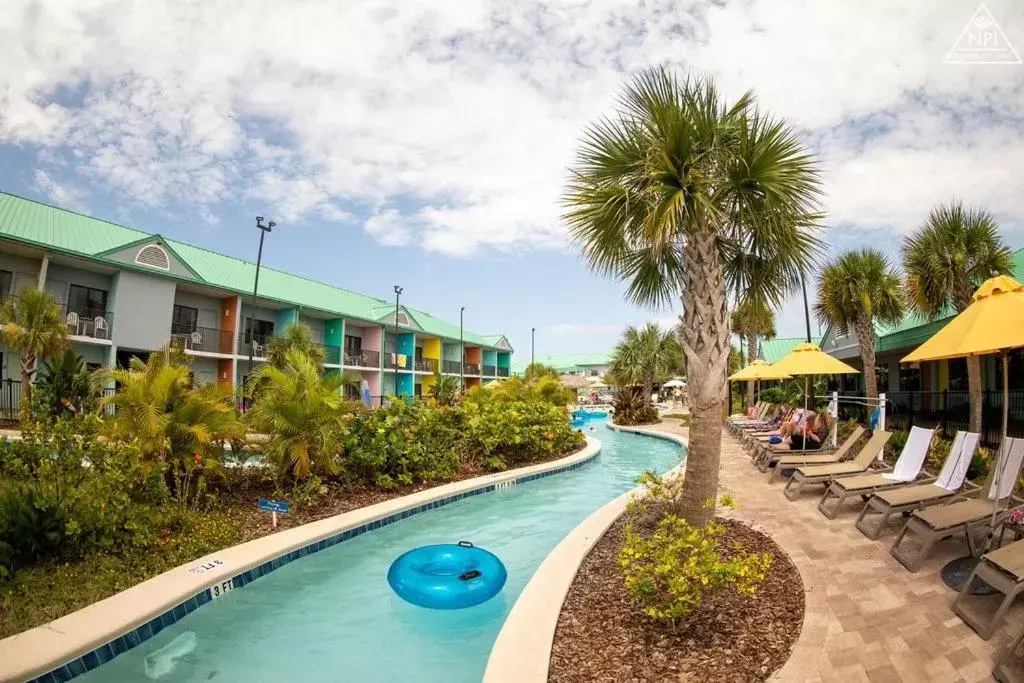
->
[[497, 367, 509, 377], [60, 304, 113, 340], [171, 323, 233, 355], [442, 359, 461, 374], [415, 358, 439, 373], [383, 353, 412, 370], [319, 343, 341, 365], [482, 364, 496, 376], [464, 363, 481, 375], [238, 334, 272, 358], [345, 349, 381, 368]]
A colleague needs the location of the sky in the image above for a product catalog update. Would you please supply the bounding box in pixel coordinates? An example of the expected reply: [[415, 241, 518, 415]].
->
[[1, 0, 1023, 358]]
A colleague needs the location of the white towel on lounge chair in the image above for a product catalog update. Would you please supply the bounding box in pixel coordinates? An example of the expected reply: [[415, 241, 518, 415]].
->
[[883, 426, 934, 481], [989, 437, 1024, 500], [934, 431, 980, 491]]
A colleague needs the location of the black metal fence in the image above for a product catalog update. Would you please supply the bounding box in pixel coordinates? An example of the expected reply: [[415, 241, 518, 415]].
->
[[344, 349, 380, 368], [464, 363, 481, 375], [442, 359, 461, 374], [170, 323, 233, 355], [0, 378, 22, 421], [482, 364, 496, 376], [880, 390, 1024, 447], [497, 367, 510, 377]]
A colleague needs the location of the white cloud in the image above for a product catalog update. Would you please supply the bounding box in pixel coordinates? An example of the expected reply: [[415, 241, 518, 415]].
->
[[32, 170, 88, 212], [545, 322, 624, 335], [2, 0, 1023, 256]]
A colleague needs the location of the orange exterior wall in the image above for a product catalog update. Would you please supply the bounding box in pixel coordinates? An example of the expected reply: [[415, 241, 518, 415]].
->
[[465, 376, 481, 389], [217, 358, 233, 387], [220, 295, 240, 354], [464, 347, 482, 364]]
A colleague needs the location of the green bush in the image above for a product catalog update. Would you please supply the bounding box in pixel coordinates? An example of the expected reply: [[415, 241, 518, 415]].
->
[[619, 510, 772, 630], [460, 397, 584, 468], [612, 390, 658, 426]]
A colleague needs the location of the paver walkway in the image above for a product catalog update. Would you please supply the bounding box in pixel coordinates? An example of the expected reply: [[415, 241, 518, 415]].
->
[[634, 418, 1020, 682]]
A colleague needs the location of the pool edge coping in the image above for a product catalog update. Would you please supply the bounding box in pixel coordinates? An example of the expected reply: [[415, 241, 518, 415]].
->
[[482, 423, 688, 683], [0, 436, 603, 683]]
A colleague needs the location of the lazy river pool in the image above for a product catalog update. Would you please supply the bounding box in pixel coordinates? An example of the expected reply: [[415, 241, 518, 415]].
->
[[77, 417, 682, 682]]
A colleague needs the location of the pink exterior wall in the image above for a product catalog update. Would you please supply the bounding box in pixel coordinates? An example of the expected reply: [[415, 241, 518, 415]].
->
[[363, 369, 381, 395], [362, 325, 383, 352]]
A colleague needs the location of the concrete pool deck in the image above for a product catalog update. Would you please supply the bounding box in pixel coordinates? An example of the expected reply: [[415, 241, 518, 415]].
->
[[634, 418, 1020, 683]]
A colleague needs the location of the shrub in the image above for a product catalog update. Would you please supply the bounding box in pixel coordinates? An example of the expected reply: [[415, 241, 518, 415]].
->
[[619, 503, 772, 631], [612, 390, 658, 426], [460, 396, 584, 468]]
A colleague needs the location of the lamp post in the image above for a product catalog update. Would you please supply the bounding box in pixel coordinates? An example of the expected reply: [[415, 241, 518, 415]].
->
[[531, 327, 535, 367], [247, 216, 274, 401], [460, 306, 465, 390], [800, 273, 812, 343], [393, 285, 403, 401]]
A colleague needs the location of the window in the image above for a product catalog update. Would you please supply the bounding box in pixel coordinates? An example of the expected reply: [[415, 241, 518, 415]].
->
[[414, 383, 422, 397], [900, 363, 922, 392], [415, 347, 423, 362], [0, 270, 12, 299], [68, 284, 108, 317], [875, 363, 889, 393], [243, 318, 274, 342], [344, 335, 362, 352], [172, 305, 199, 332], [948, 358, 969, 391], [135, 244, 170, 270]]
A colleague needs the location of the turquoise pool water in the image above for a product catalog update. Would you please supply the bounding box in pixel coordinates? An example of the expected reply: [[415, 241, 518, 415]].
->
[[78, 418, 681, 682]]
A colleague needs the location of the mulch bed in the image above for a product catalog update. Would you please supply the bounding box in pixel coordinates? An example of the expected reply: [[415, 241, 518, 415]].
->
[[549, 517, 804, 683]]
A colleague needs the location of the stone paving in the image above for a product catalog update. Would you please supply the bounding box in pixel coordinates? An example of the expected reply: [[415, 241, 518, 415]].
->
[[637, 419, 1022, 683]]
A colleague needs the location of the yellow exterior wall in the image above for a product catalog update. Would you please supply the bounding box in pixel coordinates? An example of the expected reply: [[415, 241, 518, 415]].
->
[[422, 373, 437, 393], [422, 337, 441, 360], [937, 359, 949, 391]]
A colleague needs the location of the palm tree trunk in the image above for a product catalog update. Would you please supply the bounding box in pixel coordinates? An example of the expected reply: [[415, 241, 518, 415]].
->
[[745, 332, 757, 409], [19, 353, 35, 418], [676, 230, 730, 528], [642, 376, 653, 410], [967, 356, 983, 434], [856, 315, 878, 400]]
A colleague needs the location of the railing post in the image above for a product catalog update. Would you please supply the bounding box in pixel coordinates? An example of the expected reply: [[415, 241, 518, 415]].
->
[[878, 392, 887, 433]]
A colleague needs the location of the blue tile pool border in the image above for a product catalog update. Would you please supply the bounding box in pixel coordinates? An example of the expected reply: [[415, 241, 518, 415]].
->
[[27, 446, 601, 683]]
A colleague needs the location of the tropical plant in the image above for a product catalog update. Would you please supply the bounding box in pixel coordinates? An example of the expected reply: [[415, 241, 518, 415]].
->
[[565, 68, 821, 525], [103, 350, 242, 506], [265, 323, 326, 368], [523, 362, 559, 382], [36, 349, 100, 416], [814, 248, 905, 400], [245, 348, 348, 479], [730, 298, 776, 408], [477, 374, 574, 406], [610, 323, 681, 411], [0, 288, 69, 412], [428, 371, 461, 407], [902, 201, 1014, 432]]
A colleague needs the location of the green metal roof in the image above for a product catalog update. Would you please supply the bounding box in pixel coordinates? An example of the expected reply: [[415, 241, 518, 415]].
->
[[0, 192, 506, 347], [511, 352, 612, 373], [759, 337, 822, 364]]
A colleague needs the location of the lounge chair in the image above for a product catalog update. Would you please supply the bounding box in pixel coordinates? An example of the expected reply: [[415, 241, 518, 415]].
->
[[953, 538, 1024, 639], [854, 431, 980, 539], [816, 426, 935, 519], [728, 403, 773, 432], [993, 621, 1024, 681], [781, 430, 894, 501], [759, 424, 861, 475], [890, 437, 1024, 572]]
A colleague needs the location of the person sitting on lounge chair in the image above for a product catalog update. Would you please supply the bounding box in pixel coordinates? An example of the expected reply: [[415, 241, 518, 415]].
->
[[787, 413, 827, 451]]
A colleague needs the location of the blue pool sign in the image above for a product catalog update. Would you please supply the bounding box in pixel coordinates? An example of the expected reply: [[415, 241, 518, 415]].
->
[[258, 498, 290, 513], [258, 498, 290, 527]]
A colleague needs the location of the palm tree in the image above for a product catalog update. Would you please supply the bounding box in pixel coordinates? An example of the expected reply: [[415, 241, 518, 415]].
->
[[428, 371, 461, 406], [565, 68, 821, 526], [610, 324, 681, 410], [730, 298, 776, 408], [0, 288, 69, 411], [814, 248, 905, 400], [902, 201, 1014, 433], [266, 323, 326, 368], [245, 348, 348, 479]]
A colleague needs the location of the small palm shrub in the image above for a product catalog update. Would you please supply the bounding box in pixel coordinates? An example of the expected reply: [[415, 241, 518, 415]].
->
[[612, 389, 658, 426], [36, 350, 100, 416]]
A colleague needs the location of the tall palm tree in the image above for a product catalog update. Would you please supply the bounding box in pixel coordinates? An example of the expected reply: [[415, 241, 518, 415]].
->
[[610, 323, 682, 410], [814, 248, 905, 400], [0, 288, 69, 413], [266, 323, 326, 368], [245, 348, 348, 479], [428, 371, 461, 406], [730, 298, 776, 408], [565, 68, 821, 526], [902, 201, 1014, 433]]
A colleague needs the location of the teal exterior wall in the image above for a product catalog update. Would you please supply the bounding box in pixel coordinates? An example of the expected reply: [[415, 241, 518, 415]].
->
[[497, 352, 511, 370], [397, 332, 415, 369], [443, 343, 461, 361], [483, 349, 497, 367], [324, 319, 344, 347], [275, 308, 299, 332], [397, 371, 414, 397]]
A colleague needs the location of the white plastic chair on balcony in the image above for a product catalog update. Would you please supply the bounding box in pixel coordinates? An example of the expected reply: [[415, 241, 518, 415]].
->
[[66, 311, 80, 335], [190, 330, 202, 350], [252, 340, 266, 358], [93, 316, 108, 339]]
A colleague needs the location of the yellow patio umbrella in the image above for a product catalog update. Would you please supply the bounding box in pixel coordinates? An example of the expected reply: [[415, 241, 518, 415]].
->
[[901, 275, 1024, 576], [728, 359, 793, 381], [768, 343, 859, 443]]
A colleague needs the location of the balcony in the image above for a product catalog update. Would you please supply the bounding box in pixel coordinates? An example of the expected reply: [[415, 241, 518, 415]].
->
[[482, 364, 496, 376], [319, 343, 341, 365], [238, 333, 272, 358], [442, 359, 461, 374], [60, 304, 113, 341], [171, 323, 233, 355], [344, 349, 380, 368], [383, 353, 412, 370], [497, 367, 509, 378], [464, 363, 481, 375], [415, 358, 439, 373]]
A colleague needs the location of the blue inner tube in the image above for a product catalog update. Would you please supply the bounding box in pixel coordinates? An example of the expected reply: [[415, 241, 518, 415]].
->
[[387, 541, 507, 610]]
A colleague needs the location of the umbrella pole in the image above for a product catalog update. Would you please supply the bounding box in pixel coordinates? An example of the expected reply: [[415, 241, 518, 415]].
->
[[986, 351, 1011, 553]]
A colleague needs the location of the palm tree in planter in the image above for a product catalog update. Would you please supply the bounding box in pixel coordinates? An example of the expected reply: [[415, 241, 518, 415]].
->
[[610, 323, 681, 411], [730, 298, 776, 409], [565, 68, 821, 526], [902, 201, 1014, 433], [0, 288, 69, 415], [814, 248, 904, 401]]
